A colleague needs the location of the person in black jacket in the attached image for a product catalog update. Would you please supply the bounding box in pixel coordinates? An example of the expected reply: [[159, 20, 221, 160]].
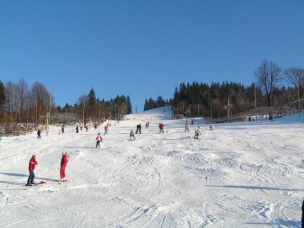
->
[[135, 124, 141, 134], [37, 129, 41, 139]]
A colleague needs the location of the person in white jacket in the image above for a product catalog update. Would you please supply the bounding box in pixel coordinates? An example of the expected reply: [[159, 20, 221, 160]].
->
[[194, 126, 201, 139]]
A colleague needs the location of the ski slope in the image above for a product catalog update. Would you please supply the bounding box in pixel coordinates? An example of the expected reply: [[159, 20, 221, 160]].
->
[[0, 106, 303, 227]]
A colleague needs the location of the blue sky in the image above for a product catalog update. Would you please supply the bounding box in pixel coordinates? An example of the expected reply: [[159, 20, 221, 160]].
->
[[1, 0, 303, 113]]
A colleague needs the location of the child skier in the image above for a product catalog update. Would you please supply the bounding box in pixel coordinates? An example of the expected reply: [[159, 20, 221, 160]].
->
[[159, 123, 164, 133], [194, 126, 201, 139], [96, 133, 103, 148], [184, 121, 189, 132], [60, 152, 68, 182], [26, 155, 38, 186], [130, 130, 136, 139], [104, 125, 108, 135]]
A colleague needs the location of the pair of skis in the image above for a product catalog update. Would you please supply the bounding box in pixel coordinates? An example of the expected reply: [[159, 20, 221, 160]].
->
[[25, 180, 68, 186], [25, 181, 46, 186]]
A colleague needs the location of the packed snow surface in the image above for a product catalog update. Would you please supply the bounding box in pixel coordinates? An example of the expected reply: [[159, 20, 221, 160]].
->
[[0, 106, 303, 227]]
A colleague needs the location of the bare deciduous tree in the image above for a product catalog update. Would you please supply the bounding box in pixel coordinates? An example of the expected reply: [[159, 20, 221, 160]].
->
[[284, 67, 304, 90], [255, 60, 282, 107], [31, 82, 52, 124]]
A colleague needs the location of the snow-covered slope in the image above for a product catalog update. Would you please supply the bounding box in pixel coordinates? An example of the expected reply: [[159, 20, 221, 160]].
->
[[0, 106, 303, 227]]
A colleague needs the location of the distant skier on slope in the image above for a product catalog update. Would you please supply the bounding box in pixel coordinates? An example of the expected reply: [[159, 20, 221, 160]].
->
[[130, 130, 136, 140], [96, 133, 103, 148], [184, 120, 189, 132], [104, 125, 108, 135], [37, 129, 41, 139], [60, 152, 68, 182], [136, 124, 141, 134], [159, 123, 164, 133], [194, 126, 201, 139], [26, 155, 38, 186]]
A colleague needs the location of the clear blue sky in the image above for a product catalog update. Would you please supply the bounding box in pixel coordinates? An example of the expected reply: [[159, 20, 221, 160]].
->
[[1, 0, 303, 113]]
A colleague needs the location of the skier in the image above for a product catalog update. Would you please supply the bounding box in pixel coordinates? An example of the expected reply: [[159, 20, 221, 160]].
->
[[210, 124, 212, 130], [104, 125, 108, 135], [60, 152, 68, 182], [159, 123, 164, 133], [130, 130, 136, 140], [76, 125, 79, 133], [37, 129, 41, 139], [135, 124, 141, 134], [96, 133, 102, 148], [184, 120, 189, 132], [61, 125, 65, 133], [194, 126, 201, 139], [26, 155, 38, 186]]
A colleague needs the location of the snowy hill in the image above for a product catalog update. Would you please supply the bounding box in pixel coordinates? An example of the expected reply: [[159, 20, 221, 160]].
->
[[0, 106, 303, 227]]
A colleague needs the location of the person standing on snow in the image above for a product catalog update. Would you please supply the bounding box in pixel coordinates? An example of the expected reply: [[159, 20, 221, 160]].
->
[[76, 125, 79, 133], [26, 155, 38, 186], [104, 125, 108, 135], [37, 129, 41, 139], [159, 123, 164, 133], [136, 124, 141, 134], [184, 120, 189, 132], [60, 152, 68, 182], [194, 126, 201, 139], [96, 133, 102, 148], [61, 125, 65, 133], [130, 130, 136, 139]]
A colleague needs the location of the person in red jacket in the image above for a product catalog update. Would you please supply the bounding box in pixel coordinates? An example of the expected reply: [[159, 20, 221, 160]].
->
[[26, 155, 38, 186], [159, 123, 164, 133], [60, 152, 68, 182]]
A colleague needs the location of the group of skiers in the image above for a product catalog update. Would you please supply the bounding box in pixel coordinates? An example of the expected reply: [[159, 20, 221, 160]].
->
[[26, 151, 68, 186], [131, 120, 209, 139], [30, 118, 209, 187]]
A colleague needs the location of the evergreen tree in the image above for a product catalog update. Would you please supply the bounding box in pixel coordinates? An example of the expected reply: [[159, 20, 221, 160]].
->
[[0, 80, 5, 110], [88, 88, 96, 106]]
